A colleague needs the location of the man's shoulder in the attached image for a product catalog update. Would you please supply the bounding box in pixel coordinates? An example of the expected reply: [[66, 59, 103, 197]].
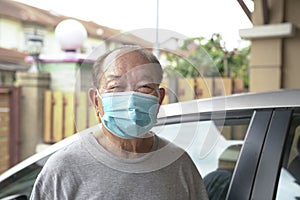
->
[[156, 135, 194, 165], [44, 130, 94, 168], [45, 139, 82, 168], [156, 136, 188, 156]]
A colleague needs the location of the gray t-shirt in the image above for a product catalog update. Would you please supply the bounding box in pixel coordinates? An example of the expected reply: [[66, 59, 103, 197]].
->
[[30, 131, 208, 200]]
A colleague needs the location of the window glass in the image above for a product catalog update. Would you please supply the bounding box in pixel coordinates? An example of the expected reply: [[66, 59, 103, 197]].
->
[[0, 156, 48, 198], [276, 117, 300, 200], [0, 116, 251, 199], [153, 117, 250, 200]]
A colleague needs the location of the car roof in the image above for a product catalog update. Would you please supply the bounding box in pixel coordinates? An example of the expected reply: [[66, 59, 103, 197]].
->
[[158, 89, 300, 117]]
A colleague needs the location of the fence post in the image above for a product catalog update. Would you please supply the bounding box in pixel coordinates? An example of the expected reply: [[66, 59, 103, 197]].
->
[[15, 72, 50, 160]]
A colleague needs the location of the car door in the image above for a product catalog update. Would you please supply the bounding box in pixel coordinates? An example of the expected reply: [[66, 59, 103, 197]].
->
[[228, 108, 300, 200], [252, 108, 300, 199], [155, 108, 255, 200], [227, 109, 273, 200]]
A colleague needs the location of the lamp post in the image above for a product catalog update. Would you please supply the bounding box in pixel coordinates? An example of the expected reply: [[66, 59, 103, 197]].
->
[[153, 0, 160, 58], [27, 33, 43, 73], [55, 19, 87, 52], [37, 19, 88, 92]]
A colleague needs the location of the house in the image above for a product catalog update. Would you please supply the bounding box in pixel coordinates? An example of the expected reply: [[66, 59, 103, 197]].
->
[[0, 47, 29, 85], [0, 0, 153, 86]]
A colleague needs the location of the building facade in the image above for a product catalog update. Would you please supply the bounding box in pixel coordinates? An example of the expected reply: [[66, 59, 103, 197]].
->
[[0, 0, 152, 86]]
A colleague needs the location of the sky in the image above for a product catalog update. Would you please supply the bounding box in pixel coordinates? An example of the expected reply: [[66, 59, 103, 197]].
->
[[14, 0, 253, 50]]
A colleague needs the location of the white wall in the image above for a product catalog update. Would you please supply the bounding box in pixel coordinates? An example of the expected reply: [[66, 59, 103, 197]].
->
[[0, 18, 24, 50]]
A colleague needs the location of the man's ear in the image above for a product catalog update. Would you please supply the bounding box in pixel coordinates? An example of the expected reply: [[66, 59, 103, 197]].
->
[[88, 88, 103, 117], [158, 88, 165, 105]]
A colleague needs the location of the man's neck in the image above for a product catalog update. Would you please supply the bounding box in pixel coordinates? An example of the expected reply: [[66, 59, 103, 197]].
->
[[93, 126, 155, 158]]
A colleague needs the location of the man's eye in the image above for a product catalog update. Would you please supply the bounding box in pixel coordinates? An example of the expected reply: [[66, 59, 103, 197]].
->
[[108, 85, 124, 92], [137, 85, 155, 93], [140, 85, 154, 90]]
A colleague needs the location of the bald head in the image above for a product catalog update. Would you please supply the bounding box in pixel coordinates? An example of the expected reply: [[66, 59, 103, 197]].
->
[[92, 46, 163, 89]]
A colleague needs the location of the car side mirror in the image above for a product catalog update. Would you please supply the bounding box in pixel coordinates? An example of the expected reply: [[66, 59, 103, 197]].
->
[[0, 194, 28, 200]]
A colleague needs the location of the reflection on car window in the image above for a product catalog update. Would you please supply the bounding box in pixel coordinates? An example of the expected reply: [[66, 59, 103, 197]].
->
[[287, 126, 300, 181], [203, 144, 242, 200], [154, 117, 250, 200], [0, 156, 49, 199], [276, 118, 300, 200]]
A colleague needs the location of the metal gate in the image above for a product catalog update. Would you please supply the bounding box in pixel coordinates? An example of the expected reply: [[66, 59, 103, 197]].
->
[[0, 86, 20, 174]]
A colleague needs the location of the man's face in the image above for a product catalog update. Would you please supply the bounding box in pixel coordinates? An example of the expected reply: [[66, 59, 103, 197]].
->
[[99, 51, 162, 97], [94, 51, 165, 118]]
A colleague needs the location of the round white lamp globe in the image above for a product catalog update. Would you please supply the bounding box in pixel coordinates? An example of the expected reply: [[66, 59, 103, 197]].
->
[[55, 19, 87, 51]]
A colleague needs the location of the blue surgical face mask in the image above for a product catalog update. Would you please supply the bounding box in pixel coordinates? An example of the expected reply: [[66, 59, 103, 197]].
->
[[99, 91, 160, 139]]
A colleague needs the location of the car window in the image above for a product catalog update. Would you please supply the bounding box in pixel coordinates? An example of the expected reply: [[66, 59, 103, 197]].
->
[[276, 116, 300, 199], [0, 156, 49, 198], [154, 117, 250, 200], [0, 116, 250, 199]]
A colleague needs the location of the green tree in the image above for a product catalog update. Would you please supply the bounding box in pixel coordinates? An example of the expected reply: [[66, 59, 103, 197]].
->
[[164, 33, 250, 87]]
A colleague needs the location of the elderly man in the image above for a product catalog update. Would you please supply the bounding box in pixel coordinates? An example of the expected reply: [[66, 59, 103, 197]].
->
[[30, 46, 208, 200]]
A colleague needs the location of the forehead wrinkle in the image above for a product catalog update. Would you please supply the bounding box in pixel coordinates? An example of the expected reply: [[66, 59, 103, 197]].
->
[[136, 75, 155, 82], [104, 53, 150, 79], [99, 49, 162, 88], [102, 49, 121, 72], [116, 51, 151, 68]]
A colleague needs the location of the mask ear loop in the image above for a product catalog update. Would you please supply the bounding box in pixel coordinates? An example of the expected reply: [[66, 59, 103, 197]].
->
[[95, 88, 103, 119], [92, 88, 108, 134], [96, 88, 102, 99]]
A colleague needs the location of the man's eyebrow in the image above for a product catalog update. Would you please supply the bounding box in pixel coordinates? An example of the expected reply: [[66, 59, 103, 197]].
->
[[106, 75, 121, 80], [101, 75, 122, 87], [138, 75, 160, 83]]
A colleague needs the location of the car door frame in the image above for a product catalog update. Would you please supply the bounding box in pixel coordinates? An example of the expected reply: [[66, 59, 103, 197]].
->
[[227, 109, 273, 200], [227, 108, 294, 200], [157, 108, 259, 200], [250, 109, 293, 199]]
